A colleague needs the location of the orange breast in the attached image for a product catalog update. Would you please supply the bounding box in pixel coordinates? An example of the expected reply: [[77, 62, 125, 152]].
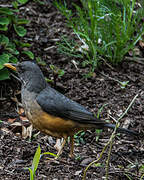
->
[[24, 99, 93, 138], [25, 100, 78, 138], [37, 111, 76, 132]]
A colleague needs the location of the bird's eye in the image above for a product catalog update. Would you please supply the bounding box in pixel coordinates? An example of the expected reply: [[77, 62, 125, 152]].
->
[[18, 65, 25, 72]]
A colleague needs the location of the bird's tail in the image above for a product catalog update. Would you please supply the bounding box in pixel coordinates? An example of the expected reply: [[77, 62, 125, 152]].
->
[[104, 123, 138, 135]]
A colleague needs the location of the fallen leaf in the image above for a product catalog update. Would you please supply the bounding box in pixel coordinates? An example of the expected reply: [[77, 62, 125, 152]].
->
[[15, 133, 21, 137], [128, 47, 142, 57], [1, 127, 11, 134], [139, 40, 144, 49], [122, 118, 131, 129], [21, 124, 33, 139], [8, 118, 16, 123], [77, 43, 89, 53], [19, 116, 29, 121], [74, 170, 82, 176], [22, 126, 27, 139], [26, 124, 33, 139], [11, 122, 22, 126], [133, 47, 142, 56]]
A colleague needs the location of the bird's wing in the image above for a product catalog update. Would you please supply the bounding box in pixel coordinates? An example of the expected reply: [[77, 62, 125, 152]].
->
[[36, 86, 105, 124]]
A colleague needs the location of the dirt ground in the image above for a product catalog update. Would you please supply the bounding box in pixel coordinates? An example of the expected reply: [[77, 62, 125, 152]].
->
[[0, 1, 144, 180]]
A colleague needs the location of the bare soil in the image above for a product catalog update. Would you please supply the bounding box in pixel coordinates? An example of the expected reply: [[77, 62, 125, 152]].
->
[[0, 1, 144, 180]]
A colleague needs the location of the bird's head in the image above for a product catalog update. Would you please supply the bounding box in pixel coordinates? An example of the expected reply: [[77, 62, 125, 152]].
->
[[4, 61, 47, 92]]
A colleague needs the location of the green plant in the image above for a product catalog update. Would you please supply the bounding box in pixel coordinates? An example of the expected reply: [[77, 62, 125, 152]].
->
[[124, 174, 133, 180], [0, 0, 34, 80], [41, 151, 57, 159], [101, 72, 129, 89], [97, 103, 108, 119], [57, 35, 83, 58], [26, 144, 41, 180], [139, 164, 144, 180], [83, 94, 138, 180], [12, 0, 29, 8], [49, 64, 65, 86], [119, 81, 129, 89], [95, 129, 102, 142], [36, 57, 46, 66], [55, 0, 144, 74], [26, 145, 57, 179], [33, 0, 45, 5], [44, 64, 65, 86], [74, 130, 85, 145], [50, 64, 65, 77]]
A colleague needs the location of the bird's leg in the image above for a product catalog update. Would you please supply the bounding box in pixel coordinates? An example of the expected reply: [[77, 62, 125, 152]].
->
[[27, 124, 33, 141], [54, 138, 63, 152], [55, 136, 67, 159], [69, 135, 74, 158]]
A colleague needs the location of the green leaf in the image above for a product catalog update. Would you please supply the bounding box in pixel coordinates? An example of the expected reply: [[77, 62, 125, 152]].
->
[[12, 9, 19, 13], [97, 103, 108, 119], [35, 0, 45, 5], [139, 164, 144, 173], [41, 152, 57, 157], [6, 53, 12, 58], [17, 18, 30, 25], [0, 17, 9, 25], [6, 42, 19, 55], [13, 24, 27, 37], [49, 64, 55, 70], [22, 50, 34, 59], [0, 7, 13, 15], [36, 57, 46, 66], [0, 34, 9, 46], [21, 42, 31, 47], [12, 1, 19, 9], [0, 53, 9, 69], [58, 69, 65, 77], [0, 68, 10, 80], [45, 77, 53, 83], [27, 167, 34, 180], [14, 40, 31, 47], [94, 163, 103, 167], [32, 145, 41, 175], [0, 25, 8, 31], [10, 56, 18, 63], [119, 81, 129, 88], [17, 0, 29, 4]]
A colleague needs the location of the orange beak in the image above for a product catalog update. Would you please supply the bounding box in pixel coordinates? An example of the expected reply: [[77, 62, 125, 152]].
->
[[4, 63, 17, 71]]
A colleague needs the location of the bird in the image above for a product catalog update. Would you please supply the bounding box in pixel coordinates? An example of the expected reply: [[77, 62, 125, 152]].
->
[[4, 61, 138, 158]]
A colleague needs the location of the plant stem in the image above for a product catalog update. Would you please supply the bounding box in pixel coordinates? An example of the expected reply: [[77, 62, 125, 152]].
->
[[83, 94, 138, 180]]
